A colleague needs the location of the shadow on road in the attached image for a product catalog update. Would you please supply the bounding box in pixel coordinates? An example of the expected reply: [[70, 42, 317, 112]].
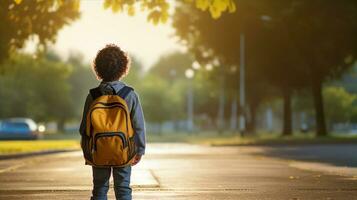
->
[[252, 144, 357, 167]]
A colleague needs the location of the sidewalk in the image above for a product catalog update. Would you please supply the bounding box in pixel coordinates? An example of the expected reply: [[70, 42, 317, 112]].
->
[[0, 143, 357, 199]]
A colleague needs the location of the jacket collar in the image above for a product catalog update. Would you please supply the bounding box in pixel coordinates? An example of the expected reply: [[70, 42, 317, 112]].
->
[[100, 80, 125, 93]]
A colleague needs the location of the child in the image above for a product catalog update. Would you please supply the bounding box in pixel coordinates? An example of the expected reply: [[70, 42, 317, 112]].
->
[[79, 44, 146, 200]]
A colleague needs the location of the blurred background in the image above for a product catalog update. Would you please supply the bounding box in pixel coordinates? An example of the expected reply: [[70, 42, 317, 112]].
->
[[1, 0, 357, 151]]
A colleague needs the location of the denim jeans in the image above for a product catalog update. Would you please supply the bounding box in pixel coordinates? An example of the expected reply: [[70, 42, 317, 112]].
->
[[91, 166, 132, 200]]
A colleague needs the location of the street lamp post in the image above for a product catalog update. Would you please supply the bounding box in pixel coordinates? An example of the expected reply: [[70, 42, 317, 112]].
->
[[239, 33, 246, 136], [185, 68, 195, 133], [239, 15, 272, 136]]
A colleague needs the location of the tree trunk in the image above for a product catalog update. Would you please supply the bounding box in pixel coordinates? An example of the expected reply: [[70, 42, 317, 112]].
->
[[312, 79, 327, 136], [282, 88, 292, 136], [246, 104, 257, 134]]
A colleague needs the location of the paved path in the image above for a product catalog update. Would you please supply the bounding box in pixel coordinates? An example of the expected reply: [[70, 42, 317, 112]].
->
[[0, 143, 357, 200]]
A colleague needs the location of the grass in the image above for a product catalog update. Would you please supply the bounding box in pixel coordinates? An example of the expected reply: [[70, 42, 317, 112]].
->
[[1, 131, 356, 155], [0, 140, 80, 155], [197, 133, 357, 146]]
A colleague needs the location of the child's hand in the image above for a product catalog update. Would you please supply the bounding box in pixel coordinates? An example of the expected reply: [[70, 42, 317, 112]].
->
[[131, 155, 142, 166]]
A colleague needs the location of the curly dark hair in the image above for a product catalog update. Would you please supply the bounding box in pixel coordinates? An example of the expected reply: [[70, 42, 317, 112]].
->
[[93, 44, 130, 82]]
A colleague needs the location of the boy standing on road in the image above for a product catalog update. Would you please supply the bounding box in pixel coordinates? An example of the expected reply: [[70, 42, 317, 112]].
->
[[79, 44, 146, 200]]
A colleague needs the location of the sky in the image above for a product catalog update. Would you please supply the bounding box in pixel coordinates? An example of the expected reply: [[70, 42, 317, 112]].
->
[[38, 0, 186, 69]]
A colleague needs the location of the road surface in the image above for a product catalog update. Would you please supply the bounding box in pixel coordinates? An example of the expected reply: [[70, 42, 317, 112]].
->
[[0, 143, 357, 200]]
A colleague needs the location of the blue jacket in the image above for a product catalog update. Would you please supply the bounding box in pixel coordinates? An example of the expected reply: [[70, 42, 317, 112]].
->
[[79, 80, 146, 155]]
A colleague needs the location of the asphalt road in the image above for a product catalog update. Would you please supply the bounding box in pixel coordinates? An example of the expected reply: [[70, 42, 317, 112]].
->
[[255, 144, 357, 167], [0, 143, 357, 200]]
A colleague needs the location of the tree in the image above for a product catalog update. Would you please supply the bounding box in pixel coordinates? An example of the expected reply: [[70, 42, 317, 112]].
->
[[150, 52, 239, 132], [172, 2, 294, 135], [0, 53, 72, 125], [137, 74, 183, 133], [67, 52, 98, 120], [323, 86, 357, 128], [0, 0, 80, 64], [172, 1, 357, 136], [2, 0, 236, 64], [267, 1, 357, 136], [148, 52, 192, 131]]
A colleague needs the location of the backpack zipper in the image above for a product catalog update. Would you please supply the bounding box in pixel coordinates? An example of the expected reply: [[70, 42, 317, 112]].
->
[[92, 102, 124, 107]]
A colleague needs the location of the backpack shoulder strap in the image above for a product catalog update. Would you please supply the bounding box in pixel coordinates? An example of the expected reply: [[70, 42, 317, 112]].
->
[[117, 86, 134, 99], [89, 87, 102, 100]]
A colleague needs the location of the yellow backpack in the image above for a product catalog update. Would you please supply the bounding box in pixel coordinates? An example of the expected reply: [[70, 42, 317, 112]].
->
[[81, 85, 136, 167]]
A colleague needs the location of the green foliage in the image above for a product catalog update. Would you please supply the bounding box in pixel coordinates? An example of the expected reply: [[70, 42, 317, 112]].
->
[[67, 52, 98, 119], [323, 86, 357, 124], [1, 0, 236, 70], [268, 1, 357, 136], [137, 74, 177, 123], [145, 52, 226, 125], [122, 56, 145, 86], [141, 52, 190, 123], [173, 2, 281, 132], [0, 54, 72, 121], [294, 86, 357, 126], [172, 1, 357, 135], [185, 0, 236, 19], [0, 51, 99, 125], [191, 68, 220, 119], [332, 63, 357, 93], [102, 0, 236, 25], [0, 0, 80, 63]]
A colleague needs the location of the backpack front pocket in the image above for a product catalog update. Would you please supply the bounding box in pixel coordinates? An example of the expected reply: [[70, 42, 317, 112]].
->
[[92, 132, 128, 166]]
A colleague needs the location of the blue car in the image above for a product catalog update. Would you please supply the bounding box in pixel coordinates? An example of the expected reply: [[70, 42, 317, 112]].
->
[[0, 118, 41, 140]]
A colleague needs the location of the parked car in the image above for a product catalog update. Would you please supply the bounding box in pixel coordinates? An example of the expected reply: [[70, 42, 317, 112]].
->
[[0, 118, 42, 140]]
